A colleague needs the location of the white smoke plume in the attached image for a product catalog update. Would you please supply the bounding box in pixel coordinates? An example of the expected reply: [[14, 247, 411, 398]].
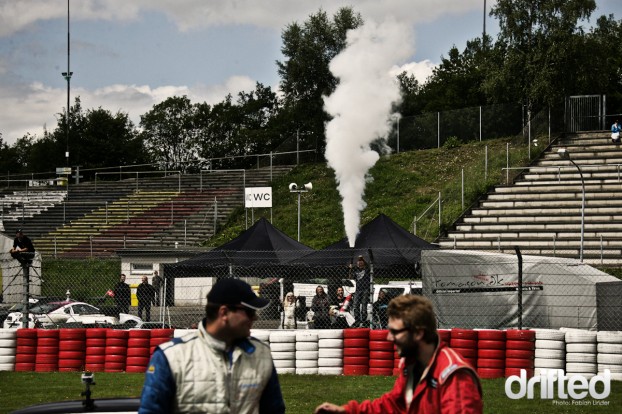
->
[[324, 19, 414, 247]]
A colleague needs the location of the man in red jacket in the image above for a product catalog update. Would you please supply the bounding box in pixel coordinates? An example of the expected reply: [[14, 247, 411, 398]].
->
[[315, 295, 482, 414]]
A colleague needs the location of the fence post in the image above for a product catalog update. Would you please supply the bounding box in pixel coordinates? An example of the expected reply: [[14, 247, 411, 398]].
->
[[515, 246, 523, 330], [461, 169, 464, 210]]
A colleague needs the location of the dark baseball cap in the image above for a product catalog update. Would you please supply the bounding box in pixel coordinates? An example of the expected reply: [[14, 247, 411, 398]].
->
[[207, 278, 269, 310]]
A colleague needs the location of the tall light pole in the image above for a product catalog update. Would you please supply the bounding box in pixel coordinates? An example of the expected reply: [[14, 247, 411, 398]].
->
[[289, 182, 312, 241], [62, 0, 73, 166], [557, 149, 585, 261]]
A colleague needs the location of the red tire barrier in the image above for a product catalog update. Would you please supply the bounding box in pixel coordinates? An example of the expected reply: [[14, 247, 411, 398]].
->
[[105, 354, 126, 363], [505, 349, 535, 359], [59, 340, 86, 352], [126, 356, 150, 366], [36, 346, 59, 355], [506, 340, 535, 351], [343, 365, 369, 376], [343, 347, 369, 357], [86, 328, 108, 339], [505, 330, 535, 341], [369, 330, 388, 341], [477, 368, 505, 379], [344, 356, 369, 366], [450, 339, 477, 349], [86, 347, 106, 356], [453, 347, 478, 358], [127, 347, 150, 357], [369, 351, 394, 360], [58, 351, 86, 360], [17, 329, 37, 338], [106, 338, 129, 347], [36, 338, 57, 347], [477, 330, 506, 341], [477, 358, 505, 369], [15, 354, 36, 363], [105, 346, 128, 355], [16, 345, 37, 355], [369, 359, 394, 369], [505, 368, 533, 378], [16, 337, 37, 347], [85, 355, 106, 364], [127, 338, 150, 348], [150, 329, 174, 338], [35, 364, 58, 372], [463, 358, 477, 368], [86, 338, 106, 348], [85, 363, 105, 372], [58, 359, 84, 369], [107, 330, 129, 339], [37, 330, 59, 338], [477, 340, 505, 350], [125, 365, 148, 373], [344, 338, 369, 348], [369, 367, 393, 376], [438, 329, 451, 343], [369, 341, 394, 352], [14, 362, 36, 372], [36, 354, 59, 364], [128, 330, 151, 339], [59, 329, 86, 340], [505, 358, 534, 369], [451, 329, 477, 340]]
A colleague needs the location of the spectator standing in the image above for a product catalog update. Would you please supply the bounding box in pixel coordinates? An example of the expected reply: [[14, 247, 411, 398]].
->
[[281, 292, 298, 329], [310, 286, 331, 329], [152, 270, 163, 306], [114, 274, 131, 314], [9, 229, 35, 266], [350, 255, 371, 327], [139, 278, 285, 414], [330, 287, 353, 328], [137, 276, 156, 321], [612, 119, 621, 143], [372, 289, 390, 329], [314, 295, 482, 414]]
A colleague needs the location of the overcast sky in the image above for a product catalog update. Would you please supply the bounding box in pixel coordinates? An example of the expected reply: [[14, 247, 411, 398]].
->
[[1, 0, 620, 146]]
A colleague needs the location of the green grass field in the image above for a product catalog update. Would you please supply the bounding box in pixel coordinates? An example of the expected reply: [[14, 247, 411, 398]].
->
[[0, 372, 619, 414]]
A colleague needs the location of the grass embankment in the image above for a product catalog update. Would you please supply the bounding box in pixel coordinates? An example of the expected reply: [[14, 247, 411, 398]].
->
[[0, 372, 619, 414], [208, 136, 534, 249]]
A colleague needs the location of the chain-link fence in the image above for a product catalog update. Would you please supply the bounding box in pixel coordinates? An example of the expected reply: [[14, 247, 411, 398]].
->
[[2, 248, 620, 331]]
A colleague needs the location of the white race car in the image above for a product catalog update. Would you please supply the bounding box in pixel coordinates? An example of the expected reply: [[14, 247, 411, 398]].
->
[[3, 301, 141, 329]]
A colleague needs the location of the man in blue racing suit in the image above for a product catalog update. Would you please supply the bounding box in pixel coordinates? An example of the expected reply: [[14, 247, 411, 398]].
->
[[139, 278, 285, 414]]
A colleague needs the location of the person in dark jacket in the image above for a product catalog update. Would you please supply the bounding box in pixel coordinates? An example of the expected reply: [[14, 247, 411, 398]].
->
[[372, 289, 390, 329], [311, 286, 331, 329], [350, 255, 371, 327], [137, 276, 156, 321], [114, 274, 131, 314], [152, 270, 163, 306], [9, 229, 35, 266]]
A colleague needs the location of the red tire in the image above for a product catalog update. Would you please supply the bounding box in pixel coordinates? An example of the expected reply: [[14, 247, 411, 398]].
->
[[150, 329, 174, 339], [505, 368, 533, 378], [36, 337, 57, 347], [343, 365, 369, 376], [450, 339, 477, 349], [17, 329, 37, 338], [438, 329, 451, 341], [463, 358, 477, 368], [16, 345, 37, 355], [85, 363, 105, 372], [85, 355, 106, 364], [505, 349, 535, 359], [453, 347, 478, 358], [343, 338, 369, 348], [477, 368, 505, 379], [36, 354, 59, 364], [478, 349, 505, 359], [343, 347, 369, 357], [105, 354, 126, 363], [59, 367, 82, 372], [16, 337, 37, 347], [58, 351, 85, 360], [86, 328, 108, 339], [506, 340, 535, 351], [58, 359, 84, 369], [37, 330, 59, 339], [343, 328, 370, 339], [369, 330, 388, 340], [125, 365, 148, 373], [104, 362, 125, 371], [505, 330, 535, 341], [126, 356, 150, 366], [127, 338, 150, 348], [369, 351, 394, 360], [85, 347, 106, 356], [344, 356, 369, 365], [127, 347, 150, 357], [86, 338, 106, 347], [369, 341, 393, 352], [36, 346, 59, 355], [107, 330, 129, 339], [477, 330, 505, 341], [105, 346, 128, 356], [369, 367, 393, 376], [369, 359, 394, 368], [477, 340, 506, 350], [59, 329, 86, 340], [106, 338, 128, 347], [59, 340, 85, 352], [14, 362, 35, 371], [35, 364, 58, 372], [451, 329, 477, 340], [505, 358, 534, 369], [128, 330, 151, 339], [149, 338, 170, 348], [477, 358, 505, 369], [15, 354, 36, 363]]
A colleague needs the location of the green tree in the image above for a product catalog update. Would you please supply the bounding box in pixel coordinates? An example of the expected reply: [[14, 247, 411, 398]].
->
[[277, 7, 363, 153]]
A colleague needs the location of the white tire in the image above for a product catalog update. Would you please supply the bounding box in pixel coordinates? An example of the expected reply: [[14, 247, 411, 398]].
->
[[535, 339, 564, 350], [318, 338, 343, 348], [533, 329, 565, 341], [597, 331, 622, 344], [0, 330, 17, 339], [534, 368, 563, 378], [565, 331, 596, 344], [534, 358, 565, 369], [296, 351, 318, 360], [296, 342, 319, 351], [566, 343, 596, 353], [534, 349, 564, 359], [567, 372, 596, 380], [597, 343, 622, 354], [296, 332, 318, 342], [295, 359, 318, 368], [0, 347, 16, 356], [566, 353, 596, 363], [271, 351, 296, 360], [597, 354, 622, 365], [318, 357, 343, 367], [270, 342, 295, 352], [609, 372, 622, 381], [319, 348, 343, 358], [250, 330, 270, 342], [276, 367, 296, 374], [318, 330, 343, 339], [0, 355, 15, 364], [0, 339, 17, 348], [566, 362, 596, 373], [273, 359, 295, 369], [269, 331, 296, 343], [318, 367, 343, 375], [599, 364, 622, 374], [0, 363, 14, 371], [296, 367, 319, 375]]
